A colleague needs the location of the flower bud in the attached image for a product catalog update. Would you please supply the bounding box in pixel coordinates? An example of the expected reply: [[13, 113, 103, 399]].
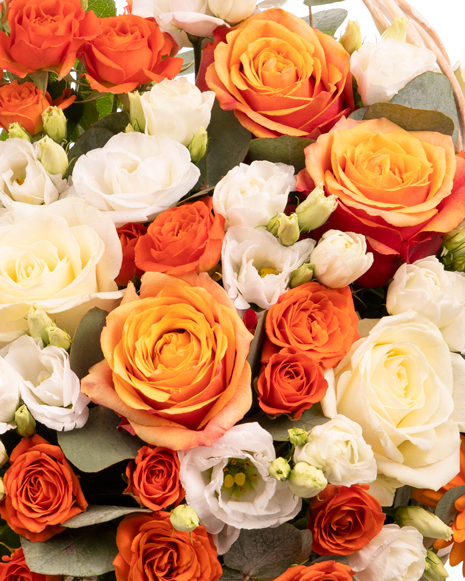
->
[[170, 505, 199, 533], [395, 506, 453, 541], [125, 123, 136, 133], [26, 306, 56, 343], [0, 477, 4, 502], [8, 122, 31, 142], [455, 55, 465, 96], [0, 439, 7, 468], [208, 0, 256, 24], [382, 16, 408, 42], [289, 263, 313, 288], [34, 136, 68, 176], [188, 127, 208, 164], [441, 223, 465, 271], [267, 212, 300, 247], [46, 326, 72, 351], [424, 550, 449, 581], [42, 106, 67, 142], [268, 457, 291, 481], [15, 405, 36, 438], [339, 20, 362, 55], [288, 462, 327, 498], [129, 91, 146, 133], [295, 184, 338, 233], [288, 428, 308, 447]]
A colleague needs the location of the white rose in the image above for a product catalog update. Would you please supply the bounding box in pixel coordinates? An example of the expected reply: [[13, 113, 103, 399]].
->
[[348, 524, 427, 581], [1, 335, 89, 431], [367, 475, 401, 507], [222, 226, 315, 310], [179, 423, 301, 554], [140, 78, 215, 146], [310, 230, 374, 288], [294, 415, 377, 486], [0, 198, 124, 343], [213, 161, 295, 230], [0, 357, 21, 434], [208, 0, 256, 23], [0, 138, 67, 207], [386, 256, 465, 352], [351, 39, 437, 106], [322, 311, 464, 490], [68, 132, 200, 227]]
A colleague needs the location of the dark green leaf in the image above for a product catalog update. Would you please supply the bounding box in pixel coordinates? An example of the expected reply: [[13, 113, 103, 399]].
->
[[0, 520, 21, 558], [248, 136, 314, 174], [435, 485, 465, 525], [393, 486, 412, 508], [364, 102, 454, 136], [67, 127, 113, 174], [78, 102, 100, 132], [87, 0, 116, 17], [303, 9, 348, 36], [70, 307, 108, 380], [22, 524, 118, 577], [47, 79, 67, 101], [247, 403, 328, 441], [93, 111, 130, 134], [219, 567, 243, 581], [58, 406, 143, 473], [247, 311, 267, 380], [63, 505, 151, 528], [304, 0, 344, 5], [349, 107, 367, 120]]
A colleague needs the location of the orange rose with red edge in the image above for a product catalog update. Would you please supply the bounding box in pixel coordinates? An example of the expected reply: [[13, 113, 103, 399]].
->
[[203, 8, 353, 138], [0, 548, 61, 581], [78, 14, 183, 94], [273, 562, 353, 581], [135, 197, 225, 276], [116, 222, 147, 287], [80, 272, 253, 450]]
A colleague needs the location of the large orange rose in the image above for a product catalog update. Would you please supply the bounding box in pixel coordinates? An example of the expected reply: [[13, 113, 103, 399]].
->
[[113, 511, 222, 581], [203, 8, 353, 138], [0, 0, 100, 78], [273, 562, 353, 581], [78, 14, 183, 94], [0, 548, 61, 581], [0, 435, 87, 542], [81, 272, 253, 450], [302, 117, 465, 286]]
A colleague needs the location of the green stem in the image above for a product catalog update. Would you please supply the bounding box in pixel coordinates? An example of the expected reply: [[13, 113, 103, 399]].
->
[[189, 36, 202, 79], [309, 7, 313, 27], [112, 94, 118, 113]]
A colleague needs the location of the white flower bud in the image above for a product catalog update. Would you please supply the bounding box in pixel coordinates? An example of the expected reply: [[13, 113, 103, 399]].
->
[[8, 122, 31, 142], [395, 506, 453, 541], [15, 404, 36, 438], [289, 263, 313, 288], [0, 477, 4, 502], [268, 457, 291, 481], [0, 440, 7, 468], [34, 136, 68, 176], [26, 306, 56, 343], [188, 127, 208, 164], [455, 53, 465, 97], [288, 428, 308, 447], [442, 222, 465, 271], [288, 462, 327, 498], [42, 106, 67, 142], [267, 212, 300, 247], [207, 0, 256, 24], [170, 505, 199, 533], [128, 91, 146, 133], [424, 550, 449, 581], [295, 183, 337, 233], [339, 20, 362, 55], [46, 326, 72, 351], [382, 16, 408, 42]]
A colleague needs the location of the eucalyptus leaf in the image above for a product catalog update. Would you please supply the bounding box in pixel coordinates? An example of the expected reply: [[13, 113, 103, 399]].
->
[[303, 9, 348, 36], [179, 50, 195, 76], [248, 136, 314, 174], [247, 403, 328, 441], [93, 111, 130, 134], [87, 0, 116, 17], [67, 127, 113, 174], [393, 486, 412, 509], [349, 107, 367, 120], [219, 568, 243, 581], [58, 406, 143, 473], [247, 311, 267, 380], [70, 307, 108, 380], [63, 505, 151, 529], [304, 0, 344, 5], [435, 485, 465, 525], [364, 102, 454, 135]]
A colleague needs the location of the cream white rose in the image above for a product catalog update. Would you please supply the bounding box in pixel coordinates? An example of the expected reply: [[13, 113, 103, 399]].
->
[[294, 415, 377, 486], [310, 230, 374, 288], [208, 0, 256, 23], [386, 256, 465, 353], [348, 524, 427, 581], [139, 78, 215, 147], [367, 475, 401, 507], [213, 161, 295, 230], [351, 39, 437, 106], [0, 357, 21, 434], [0, 198, 124, 343], [222, 226, 315, 310], [1, 335, 89, 431], [322, 311, 464, 490], [68, 132, 200, 227], [179, 423, 301, 554], [0, 138, 67, 207]]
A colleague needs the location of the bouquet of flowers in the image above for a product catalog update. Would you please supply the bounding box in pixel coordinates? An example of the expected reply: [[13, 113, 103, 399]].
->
[[1, 0, 465, 580]]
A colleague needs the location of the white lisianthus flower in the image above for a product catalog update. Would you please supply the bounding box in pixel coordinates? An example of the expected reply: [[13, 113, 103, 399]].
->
[[351, 39, 437, 106], [294, 415, 377, 486], [348, 524, 427, 581], [213, 161, 295, 230], [1, 335, 89, 431], [222, 226, 315, 310], [310, 230, 374, 288], [139, 78, 215, 147], [68, 133, 200, 227], [179, 423, 301, 554], [322, 311, 465, 489], [0, 357, 21, 434], [208, 0, 256, 23], [0, 138, 67, 207], [0, 198, 124, 343], [386, 256, 465, 353]]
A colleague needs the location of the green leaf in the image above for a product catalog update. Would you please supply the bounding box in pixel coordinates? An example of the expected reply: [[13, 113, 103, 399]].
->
[[363, 102, 454, 136], [195, 100, 251, 191], [304, 0, 344, 5], [79, 102, 100, 132], [58, 406, 143, 473], [70, 307, 108, 380], [0, 131, 8, 141], [223, 524, 313, 580], [67, 126, 113, 174], [179, 50, 195, 76], [22, 524, 118, 577], [96, 94, 114, 119], [93, 111, 130, 133], [247, 311, 267, 380], [87, 0, 116, 17], [63, 505, 151, 528], [349, 107, 367, 120], [303, 9, 348, 36], [248, 136, 314, 174], [0, 520, 21, 557], [391, 71, 459, 146], [47, 79, 67, 101], [247, 403, 328, 441], [435, 485, 465, 525]]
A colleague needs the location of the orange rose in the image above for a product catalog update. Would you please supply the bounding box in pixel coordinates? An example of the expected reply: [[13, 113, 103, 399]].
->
[[203, 9, 353, 138], [303, 117, 465, 286], [113, 511, 222, 581], [0, 548, 61, 581], [0, 435, 87, 542], [263, 282, 359, 369], [257, 347, 328, 419], [309, 484, 385, 555], [0, 81, 75, 135], [124, 446, 185, 511], [81, 272, 253, 450], [273, 562, 353, 581], [78, 14, 183, 94], [135, 197, 225, 276], [115, 222, 147, 287], [0, 0, 100, 78]]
